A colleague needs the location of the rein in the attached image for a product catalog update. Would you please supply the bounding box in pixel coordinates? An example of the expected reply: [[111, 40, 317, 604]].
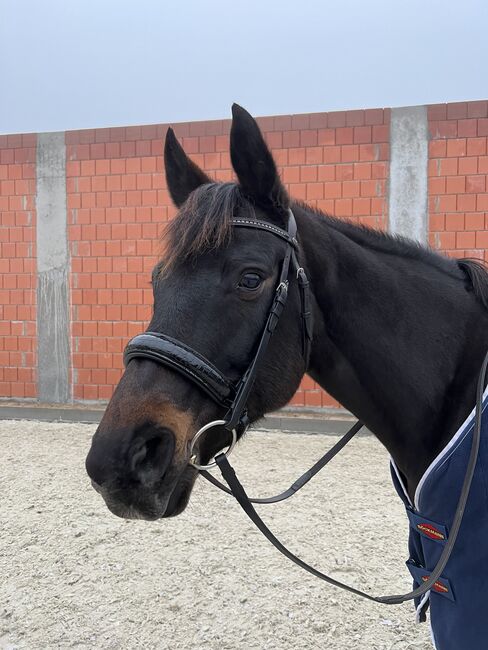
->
[[123, 209, 488, 609]]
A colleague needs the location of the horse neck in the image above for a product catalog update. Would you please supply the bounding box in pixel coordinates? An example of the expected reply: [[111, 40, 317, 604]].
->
[[295, 205, 488, 495]]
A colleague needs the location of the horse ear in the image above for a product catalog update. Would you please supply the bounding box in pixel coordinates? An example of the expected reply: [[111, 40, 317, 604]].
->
[[164, 128, 212, 207], [230, 104, 288, 216]]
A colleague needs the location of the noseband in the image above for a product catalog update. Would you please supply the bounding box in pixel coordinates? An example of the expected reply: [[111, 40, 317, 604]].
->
[[123, 208, 313, 468]]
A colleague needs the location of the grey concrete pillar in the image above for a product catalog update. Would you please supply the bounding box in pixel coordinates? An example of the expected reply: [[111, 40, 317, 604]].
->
[[388, 106, 429, 243], [36, 133, 71, 402]]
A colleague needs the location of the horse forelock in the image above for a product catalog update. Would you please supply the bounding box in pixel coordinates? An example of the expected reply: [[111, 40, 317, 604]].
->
[[160, 182, 254, 275]]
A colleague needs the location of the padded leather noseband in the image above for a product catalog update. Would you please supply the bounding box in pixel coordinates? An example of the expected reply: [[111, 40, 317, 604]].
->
[[123, 332, 235, 408]]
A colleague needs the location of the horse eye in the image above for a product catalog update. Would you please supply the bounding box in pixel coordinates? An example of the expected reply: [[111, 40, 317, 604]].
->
[[239, 273, 262, 290]]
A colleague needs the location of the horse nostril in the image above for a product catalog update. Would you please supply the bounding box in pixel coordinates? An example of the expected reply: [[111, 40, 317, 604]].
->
[[130, 436, 162, 473], [128, 426, 175, 487]]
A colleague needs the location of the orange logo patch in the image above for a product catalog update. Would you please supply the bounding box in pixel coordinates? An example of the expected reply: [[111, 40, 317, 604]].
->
[[417, 523, 445, 541], [421, 575, 449, 594]]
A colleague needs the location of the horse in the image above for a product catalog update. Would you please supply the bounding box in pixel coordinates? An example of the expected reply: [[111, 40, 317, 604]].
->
[[85, 104, 488, 649]]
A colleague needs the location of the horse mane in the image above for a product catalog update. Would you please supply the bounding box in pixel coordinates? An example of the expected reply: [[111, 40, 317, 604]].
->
[[160, 185, 488, 311], [160, 182, 251, 274], [302, 202, 488, 311]]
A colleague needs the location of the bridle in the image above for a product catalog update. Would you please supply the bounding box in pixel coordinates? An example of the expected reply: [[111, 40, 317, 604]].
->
[[123, 208, 488, 614], [124, 208, 313, 469]]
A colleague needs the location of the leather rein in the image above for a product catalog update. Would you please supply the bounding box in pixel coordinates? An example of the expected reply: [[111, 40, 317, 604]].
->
[[123, 209, 488, 608]]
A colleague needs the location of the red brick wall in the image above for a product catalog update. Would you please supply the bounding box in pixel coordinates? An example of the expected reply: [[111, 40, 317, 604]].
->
[[0, 101, 487, 406], [428, 101, 488, 261], [0, 134, 37, 399], [66, 129, 164, 401]]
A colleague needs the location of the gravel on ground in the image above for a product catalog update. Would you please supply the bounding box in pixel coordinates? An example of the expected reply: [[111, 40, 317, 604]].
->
[[0, 420, 432, 650]]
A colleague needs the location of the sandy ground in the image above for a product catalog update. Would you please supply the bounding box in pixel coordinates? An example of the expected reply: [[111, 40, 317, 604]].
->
[[0, 420, 432, 650]]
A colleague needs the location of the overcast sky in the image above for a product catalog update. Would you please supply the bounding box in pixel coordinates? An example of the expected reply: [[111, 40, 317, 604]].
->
[[1, 0, 487, 134]]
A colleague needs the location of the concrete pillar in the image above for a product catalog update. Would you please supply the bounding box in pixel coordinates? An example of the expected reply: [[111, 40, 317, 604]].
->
[[388, 106, 429, 244], [36, 133, 71, 402]]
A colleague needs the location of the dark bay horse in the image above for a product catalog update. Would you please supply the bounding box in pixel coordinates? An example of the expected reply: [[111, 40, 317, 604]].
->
[[86, 104, 488, 520], [85, 104, 488, 647]]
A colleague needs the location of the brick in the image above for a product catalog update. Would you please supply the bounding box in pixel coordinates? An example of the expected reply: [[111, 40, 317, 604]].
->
[[446, 139, 466, 157], [335, 164, 353, 181], [437, 195, 457, 211], [353, 163, 371, 180], [317, 129, 335, 146], [436, 231, 456, 249], [328, 111, 346, 128], [456, 231, 476, 248], [336, 128, 353, 145], [431, 120, 458, 139], [464, 213, 485, 230], [273, 115, 292, 131], [356, 180, 375, 197], [439, 158, 458, 176], [105, 142, 121, 158], [288, 148, 306, 165], [478, 119, 488, 136], [355, 125, 374, 145], [467, 101, 488, 118], [346, 110, 365, 127], [429, 177, 446, 194], [283, 131, 300, 148], [111, 159, 126, 174], [341, 145, 359, 162], [135, 140, 151, 157], [342, 181, 360, 198], [476, 230, 488, 247], [364, 109, 384, 125], [300, 130, 318, 147], [372, 125, 389, 143], [477, 194, 488, 210], [466, 175, 486, 193], [289, 183, 306, 200], [445, 213, 465, 230], [300, 166, 318, 182], [352, 197, 370, 215], [282, 166, 300, 183], [446, 176, 466, 194], [467, 137, 487, 156], [291, 114, 310, 130], [323, 182, 342, 199], [458, 119, 478, 138], [428, 104, 447, 121], [305, 147, 323, 164], [323, 146, 341, 163], [304, 390, 322, 407], [457, 194, 477, 211], [95, 159, 110, 175], [430, 213, 445, 231], [458, 157, 478, 175], [359, 144, 376, 162], [447, 102, 468, 119]]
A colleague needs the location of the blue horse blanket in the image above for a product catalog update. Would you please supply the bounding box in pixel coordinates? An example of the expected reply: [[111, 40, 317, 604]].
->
[[391, 387, 488, 650]]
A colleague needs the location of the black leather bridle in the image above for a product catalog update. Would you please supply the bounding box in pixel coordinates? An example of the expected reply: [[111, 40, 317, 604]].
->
[[124, 208, 313, 464], [123, 208, 488, 614]]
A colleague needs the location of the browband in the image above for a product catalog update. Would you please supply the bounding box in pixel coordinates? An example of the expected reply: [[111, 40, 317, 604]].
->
[[229, 218, 299, 248], [123, 332, 235, 407]]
